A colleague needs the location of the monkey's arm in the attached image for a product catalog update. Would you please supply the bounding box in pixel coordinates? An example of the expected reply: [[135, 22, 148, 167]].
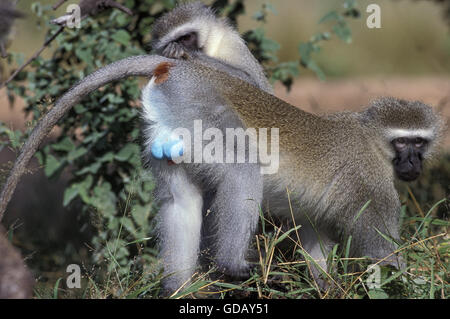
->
[[0, 55, 173, 219]]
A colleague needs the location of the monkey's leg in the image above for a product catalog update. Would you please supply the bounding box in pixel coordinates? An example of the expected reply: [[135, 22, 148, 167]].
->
[[157, 168, 203, 293], [349, 199, 404, 269], [299, 222, 337, 289], [212, 164, 263, 278]]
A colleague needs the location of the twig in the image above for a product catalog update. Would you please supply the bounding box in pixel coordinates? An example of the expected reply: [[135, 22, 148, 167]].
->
[[105, 0, 133, 16], [0, 26, 64, 88], [52, 0, 68, 10]]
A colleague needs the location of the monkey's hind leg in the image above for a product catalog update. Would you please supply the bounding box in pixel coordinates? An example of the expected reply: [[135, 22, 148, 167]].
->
[[299, 223, 337, 290], [157, 168, 203, 294], [212, 164, 263, 278]]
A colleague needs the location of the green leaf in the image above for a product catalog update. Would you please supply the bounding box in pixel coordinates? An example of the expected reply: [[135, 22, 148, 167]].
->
[[344, 0, 357, 9], [64, 175, 94, 206], [319, 11, 340, 24], [131, 205, 150, 228], [91, 182, 117, 216], [121, 217, 136, 234], [44, 154, 62, 177], [76, 161, 102, 175], [63, 184, 79, 207], [115, 143, 139, 162], [52, 137, 75, 152], [53, 278, 63, 299], [67, 147, 88, 161], [111, 30, 131, 46], [75, 47, 93, 64], [332, 23, 352, 44], [306, 60, 326, 81], [299, 42, 313, 66]]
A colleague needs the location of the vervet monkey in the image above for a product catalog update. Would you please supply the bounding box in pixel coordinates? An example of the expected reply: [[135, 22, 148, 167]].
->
[[162, 61, 445, 279]]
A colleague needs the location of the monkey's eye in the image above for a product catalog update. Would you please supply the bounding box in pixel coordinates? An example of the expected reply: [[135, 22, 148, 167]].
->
[[178, 32, 197, 48], [393, 138, 407, 150], [413, 137, 427, 148]]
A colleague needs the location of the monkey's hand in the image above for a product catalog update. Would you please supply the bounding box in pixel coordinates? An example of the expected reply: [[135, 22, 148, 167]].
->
[[151, 130, 184, 161]]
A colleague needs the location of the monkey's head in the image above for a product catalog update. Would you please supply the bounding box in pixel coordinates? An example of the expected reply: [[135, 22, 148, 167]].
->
[[151, 1, 224, 59], [150, 1, 272, 93], [362, 97, 446, 182]]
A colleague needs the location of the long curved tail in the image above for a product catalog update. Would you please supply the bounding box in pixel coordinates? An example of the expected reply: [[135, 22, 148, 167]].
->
[[0, 55, 173, 219]]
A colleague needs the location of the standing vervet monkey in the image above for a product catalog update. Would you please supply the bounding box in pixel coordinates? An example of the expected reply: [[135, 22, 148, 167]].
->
[[153, 60, 444, 285]]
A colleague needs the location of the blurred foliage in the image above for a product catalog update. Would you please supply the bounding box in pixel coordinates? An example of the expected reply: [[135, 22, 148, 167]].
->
[[298, 0, 360, 81]]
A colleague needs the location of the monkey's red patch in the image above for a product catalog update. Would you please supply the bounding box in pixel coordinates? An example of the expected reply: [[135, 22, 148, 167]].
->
[[167, 160, 176, 166], [154, 62, 174, 84]]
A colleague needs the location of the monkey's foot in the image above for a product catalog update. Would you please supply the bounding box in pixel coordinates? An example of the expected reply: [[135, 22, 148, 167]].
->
[[218, 262, 252, 280]]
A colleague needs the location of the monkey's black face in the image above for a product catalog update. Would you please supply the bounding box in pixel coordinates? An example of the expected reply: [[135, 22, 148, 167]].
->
[[391, 137, 428, 181]]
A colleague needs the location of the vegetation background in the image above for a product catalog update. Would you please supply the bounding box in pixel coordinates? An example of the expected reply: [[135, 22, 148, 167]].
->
[[0, 0, 448, 299]]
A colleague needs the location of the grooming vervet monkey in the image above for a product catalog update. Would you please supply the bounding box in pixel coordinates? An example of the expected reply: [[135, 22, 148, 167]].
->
[[150, 1, 273, 94], [0, 55, 444, 293]]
